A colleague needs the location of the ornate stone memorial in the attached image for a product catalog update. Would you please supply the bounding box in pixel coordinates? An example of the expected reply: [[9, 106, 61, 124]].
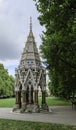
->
[[13, 17, 48, 113]]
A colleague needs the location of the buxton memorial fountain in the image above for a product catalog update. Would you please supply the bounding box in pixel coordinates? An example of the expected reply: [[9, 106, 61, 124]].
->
[[13, 17, 48, 113]]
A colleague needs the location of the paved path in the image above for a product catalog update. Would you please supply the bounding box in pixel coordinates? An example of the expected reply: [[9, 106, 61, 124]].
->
[[0, 106, 76, 126]]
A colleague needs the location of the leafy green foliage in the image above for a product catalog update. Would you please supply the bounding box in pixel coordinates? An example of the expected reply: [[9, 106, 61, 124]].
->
[[0, 64, 15, 97], [34, 0, 76, 99]]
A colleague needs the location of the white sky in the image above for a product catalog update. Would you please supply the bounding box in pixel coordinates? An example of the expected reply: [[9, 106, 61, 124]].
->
[[0, 0, 44, 76]]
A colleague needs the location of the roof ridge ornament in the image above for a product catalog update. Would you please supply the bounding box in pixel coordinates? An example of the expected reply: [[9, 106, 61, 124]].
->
[[30, 16, 32, 32]]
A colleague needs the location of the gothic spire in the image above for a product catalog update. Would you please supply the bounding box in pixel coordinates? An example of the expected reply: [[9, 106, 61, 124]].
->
[[19, 17, 41, 68], [30, 16, 32, 32]]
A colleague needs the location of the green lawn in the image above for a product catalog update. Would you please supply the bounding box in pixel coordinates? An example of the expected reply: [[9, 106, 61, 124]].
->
[[0, 98, 15, 107], [0, 97, 71, 107], [0, 119, 76, 130], [46, 97, 71, 106]]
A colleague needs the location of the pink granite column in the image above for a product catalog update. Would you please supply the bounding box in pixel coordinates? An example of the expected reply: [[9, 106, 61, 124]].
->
[[15, 91, 21, 108]]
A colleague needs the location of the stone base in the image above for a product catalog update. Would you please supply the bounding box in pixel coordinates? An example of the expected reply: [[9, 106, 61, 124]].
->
[[13, 104, 40, 113], [24, 104, 40, 113], [41, 104, 49, 111], [12, 104, 20, 112], [12, 104, 51, 113], [20, 103, 27, 113]]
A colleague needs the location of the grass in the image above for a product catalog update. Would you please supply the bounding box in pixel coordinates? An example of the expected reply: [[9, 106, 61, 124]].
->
[[0, 98, 15, 107], [0, 119, 76, 130], [0, 97, 71, 107], [39, 97, 71, 106], [46, 97, 71, 106]]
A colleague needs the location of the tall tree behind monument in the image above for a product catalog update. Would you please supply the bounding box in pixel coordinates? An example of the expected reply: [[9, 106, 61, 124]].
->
[[33, 0, 76, 99]]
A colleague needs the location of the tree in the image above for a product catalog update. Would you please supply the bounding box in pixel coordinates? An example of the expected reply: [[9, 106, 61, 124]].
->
[[0, 64, 15, 97], [33, 0, 76, 99]]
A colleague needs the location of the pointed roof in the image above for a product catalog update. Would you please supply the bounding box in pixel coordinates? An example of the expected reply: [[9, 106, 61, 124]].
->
[[30, 16, 32, 33], [19, 17, 42, 68]]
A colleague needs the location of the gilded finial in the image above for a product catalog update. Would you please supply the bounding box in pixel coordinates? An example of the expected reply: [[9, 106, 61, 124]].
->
[[30, 16, 32, 32]]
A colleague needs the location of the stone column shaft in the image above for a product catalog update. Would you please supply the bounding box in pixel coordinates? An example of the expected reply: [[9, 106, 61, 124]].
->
[[22, 90, 26, 104], [21, 90, 27, 112], [29, 90, 31, 104]]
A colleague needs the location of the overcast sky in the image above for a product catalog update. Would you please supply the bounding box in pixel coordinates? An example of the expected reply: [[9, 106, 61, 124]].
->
[[0, 0, 43, 76]]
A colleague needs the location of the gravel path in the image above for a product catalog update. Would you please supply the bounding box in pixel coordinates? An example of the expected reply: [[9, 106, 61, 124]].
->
[[0, 106, 76, 126]]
